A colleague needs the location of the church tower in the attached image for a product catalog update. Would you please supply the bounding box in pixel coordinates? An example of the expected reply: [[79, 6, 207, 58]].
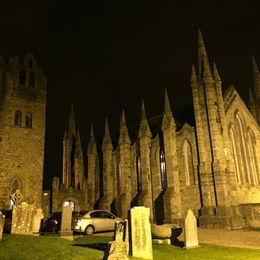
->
[[191, 31, 244, 229], [52, 105, 87, 212], [0, 54, 46, 209]]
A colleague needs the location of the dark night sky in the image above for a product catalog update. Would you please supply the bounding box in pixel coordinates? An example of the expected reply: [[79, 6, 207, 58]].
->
[[0, 1, 259, 189]]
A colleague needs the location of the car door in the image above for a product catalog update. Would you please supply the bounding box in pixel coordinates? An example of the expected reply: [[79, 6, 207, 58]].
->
[[102, 211, 117, 231]]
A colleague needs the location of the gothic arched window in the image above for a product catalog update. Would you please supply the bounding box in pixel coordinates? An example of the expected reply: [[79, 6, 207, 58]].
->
[[248, 128, 259, 185], [25, 113, 32, 128], [160, 150, 167, 189], [229, 127, 241, 183], [14, 110, 22, 126], [234, 113, 250, 184], [182, 140, 195, 186]]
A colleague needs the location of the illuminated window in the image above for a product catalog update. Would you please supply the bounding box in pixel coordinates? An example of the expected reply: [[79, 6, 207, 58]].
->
[[25, 113, 32, 128], [63, 200, 75, 211], [15, 110, 22, 126], [160, 150, 167, 189]]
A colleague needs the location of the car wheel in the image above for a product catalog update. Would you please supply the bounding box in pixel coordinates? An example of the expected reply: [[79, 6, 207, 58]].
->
[[85, 225, 94, 235]]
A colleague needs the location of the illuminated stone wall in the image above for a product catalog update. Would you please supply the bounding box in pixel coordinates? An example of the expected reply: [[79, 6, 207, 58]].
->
[[0, 54, 46, 209]]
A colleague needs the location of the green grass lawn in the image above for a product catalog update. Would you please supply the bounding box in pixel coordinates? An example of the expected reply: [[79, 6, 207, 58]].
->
[[0, 234, 260, 260]]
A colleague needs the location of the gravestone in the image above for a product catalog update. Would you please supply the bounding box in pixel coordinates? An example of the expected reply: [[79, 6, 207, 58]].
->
[[0, 211, 5, 241], [130, 207, 153, 260], [184, 209, 199, 249], [31, 208, 44, 235], [103, 221, 128, 260], [60, 206, 73, 239], [11, 202, 36, 235]]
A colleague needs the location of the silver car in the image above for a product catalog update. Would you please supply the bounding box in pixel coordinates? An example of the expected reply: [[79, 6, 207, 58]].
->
[[73, 210, 124, 235]]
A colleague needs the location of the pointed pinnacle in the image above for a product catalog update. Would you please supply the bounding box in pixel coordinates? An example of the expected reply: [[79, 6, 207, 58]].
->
[[191, 65, 198, 83], [76, 128, 82, 145], [120, 110, 126, 125], [90, 124, 94, 138], [164, 89, 172, 116], [87, 124, 97, 154], [213, 62, 221, 81], [119, 110, 130, 144], [252, 56, 260, 75], [63, 129, 67, 140], [104, 117, 110, 136], [198, 29, 212, 79], [141, 100, 146, 121], [103, 117, 112, 149]]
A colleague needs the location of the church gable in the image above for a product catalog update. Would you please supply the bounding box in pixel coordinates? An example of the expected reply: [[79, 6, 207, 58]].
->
[[224, 85, 259, 131]]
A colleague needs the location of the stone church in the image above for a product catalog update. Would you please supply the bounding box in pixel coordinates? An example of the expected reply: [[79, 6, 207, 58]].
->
[[51, 31, 260, 229], [0, 54, 46, 209], [0, 31, 259, 229]]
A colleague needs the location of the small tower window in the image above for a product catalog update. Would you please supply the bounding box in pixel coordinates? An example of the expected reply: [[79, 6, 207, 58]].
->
[[14, 110, 22, 126], [19, 69, 25, 86], [29, 71, 35, 88], [25, 113, 32, 128]]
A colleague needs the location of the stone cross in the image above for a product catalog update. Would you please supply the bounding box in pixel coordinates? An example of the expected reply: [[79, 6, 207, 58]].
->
[[11, 190, 23, 206], [11, 202, 36, 235], [130, 207, 153, 259], [0, 211, 5, 241], [103, 220, 128, 260], [184, 209, 199, 248], [60, 206, 73, 238]]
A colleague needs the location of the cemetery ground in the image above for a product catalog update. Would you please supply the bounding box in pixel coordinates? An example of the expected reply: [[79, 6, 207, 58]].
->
[[0, 232, 260, 260]]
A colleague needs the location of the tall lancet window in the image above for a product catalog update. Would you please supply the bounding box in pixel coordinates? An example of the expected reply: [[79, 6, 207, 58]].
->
[[248, 129, 259, 185], [160, 150, 167, 189], [136, 155, 142, 192], [234, 113, 250, 184], [229, 127, 241, 183], [25, 113, 32, 128], [182, 140, 195, 186], [14, 110, 22, 126]]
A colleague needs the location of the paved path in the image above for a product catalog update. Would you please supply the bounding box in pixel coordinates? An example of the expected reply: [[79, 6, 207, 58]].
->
[[178, 228, 260, 249], [94, 228, 260, 249]]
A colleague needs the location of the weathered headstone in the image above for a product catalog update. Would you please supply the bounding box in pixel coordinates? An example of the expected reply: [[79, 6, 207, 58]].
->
[[60, 206, 73, 239], [11, 202, 36, 235], [103, 221, 128, 260], [184, 209, 199, 249], [31, 208, 44, 235], [130, 207, 153, 260], [0, 211, 5, 241]]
